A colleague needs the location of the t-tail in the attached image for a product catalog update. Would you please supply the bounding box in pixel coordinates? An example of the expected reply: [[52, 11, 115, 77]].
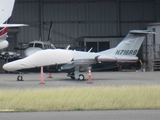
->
[[110, 30, 153, 57]]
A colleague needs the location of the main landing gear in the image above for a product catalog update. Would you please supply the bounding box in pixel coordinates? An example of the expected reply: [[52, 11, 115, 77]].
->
[[67, 72, 85, 81], [67, 66, 85, 80]]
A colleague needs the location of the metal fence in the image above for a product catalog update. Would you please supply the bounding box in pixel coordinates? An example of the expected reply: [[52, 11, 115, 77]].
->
[[143, 44, 160, 60]]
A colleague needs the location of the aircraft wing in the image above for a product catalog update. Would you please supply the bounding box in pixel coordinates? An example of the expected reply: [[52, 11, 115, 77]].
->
[[3, 49, 73, 72], [57, 50, 118, 72], [116, 56, 139, 63], [72, 50, 117, 65], [96, 55, 138, 64]]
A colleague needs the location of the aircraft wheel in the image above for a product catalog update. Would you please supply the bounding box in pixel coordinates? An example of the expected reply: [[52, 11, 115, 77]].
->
[[17, 75, 23, 81], [79, 74, 85, 81]]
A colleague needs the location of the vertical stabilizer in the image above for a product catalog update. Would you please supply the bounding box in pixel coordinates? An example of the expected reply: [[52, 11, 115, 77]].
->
[[0, 0, 15, 24], [110, 30, 152, 57]]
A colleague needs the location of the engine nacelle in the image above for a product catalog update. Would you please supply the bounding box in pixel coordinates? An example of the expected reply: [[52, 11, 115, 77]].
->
[[96, 55, 117, 63], [0, 40, 9, 49]]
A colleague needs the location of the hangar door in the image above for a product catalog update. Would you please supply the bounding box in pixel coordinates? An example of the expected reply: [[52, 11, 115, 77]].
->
[[85, 41, 110, 52], [82, 37, 123, 52]]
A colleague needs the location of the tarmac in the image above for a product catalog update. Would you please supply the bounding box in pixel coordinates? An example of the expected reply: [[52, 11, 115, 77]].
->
[[0, 71, 160, 90], [1, 110, 160, 120], [0, 71, 160, 120]]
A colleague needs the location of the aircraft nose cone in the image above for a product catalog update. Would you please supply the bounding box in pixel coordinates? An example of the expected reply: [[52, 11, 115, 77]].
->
[[3, 63, 13, 71], [0, 40, 9, 49]]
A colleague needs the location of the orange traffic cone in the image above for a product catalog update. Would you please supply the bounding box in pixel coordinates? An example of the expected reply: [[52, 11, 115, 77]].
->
[[40, 66, 45, 84], [87, 67, 93, 84], [48, 73, 53, 78]]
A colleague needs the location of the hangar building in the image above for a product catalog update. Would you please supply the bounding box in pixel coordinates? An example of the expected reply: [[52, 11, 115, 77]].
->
[[1, 0, 160, 72]]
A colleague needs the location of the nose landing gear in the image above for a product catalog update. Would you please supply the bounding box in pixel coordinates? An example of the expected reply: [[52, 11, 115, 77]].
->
[[17, 72, 23, 81]]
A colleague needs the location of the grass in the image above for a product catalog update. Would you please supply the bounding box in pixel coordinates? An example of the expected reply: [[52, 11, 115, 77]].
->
[[0, 86, 160, 112]]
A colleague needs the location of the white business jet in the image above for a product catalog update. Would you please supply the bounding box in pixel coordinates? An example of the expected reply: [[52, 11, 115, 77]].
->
[[3, 30, 153, 81]]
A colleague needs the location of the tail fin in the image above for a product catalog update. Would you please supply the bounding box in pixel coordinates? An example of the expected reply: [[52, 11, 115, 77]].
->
[[0, 0, 15, 24], [0, 24, 28, 27], [110, 30, 153, 57]]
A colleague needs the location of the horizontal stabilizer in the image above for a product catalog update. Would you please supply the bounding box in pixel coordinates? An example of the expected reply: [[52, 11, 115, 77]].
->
[[0, 24, 28, 27], [129, 30, 155, 34]]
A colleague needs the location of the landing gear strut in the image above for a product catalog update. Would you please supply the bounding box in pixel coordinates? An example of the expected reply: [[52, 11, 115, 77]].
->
[[67, 72, 85, 81]]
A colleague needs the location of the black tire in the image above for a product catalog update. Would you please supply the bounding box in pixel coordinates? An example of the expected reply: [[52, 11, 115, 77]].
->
[[17, 76, 23, 81], [79, 74, 85, 81]]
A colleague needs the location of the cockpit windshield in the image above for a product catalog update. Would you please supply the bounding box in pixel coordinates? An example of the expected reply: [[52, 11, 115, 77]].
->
[[27, 43, 43, 49], [26, 42, 55, 49], [35, 43, 43, 49], [27, 43, 34, 48]]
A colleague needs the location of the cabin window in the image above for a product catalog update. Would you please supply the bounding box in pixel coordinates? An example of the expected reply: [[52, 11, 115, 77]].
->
[[45, 44, 50, 49], [44, 44, 48, 49], [44, 44, 46, 49]]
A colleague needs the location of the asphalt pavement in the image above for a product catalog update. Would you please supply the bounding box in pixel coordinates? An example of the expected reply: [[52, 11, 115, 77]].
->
[[0, 71, 160, 89], [0, 110, 160, 120], [0, 71, 160, 120]]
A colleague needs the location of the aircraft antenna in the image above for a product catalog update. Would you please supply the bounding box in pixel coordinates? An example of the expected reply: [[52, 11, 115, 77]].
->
[[47, 21, 53, 41]]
